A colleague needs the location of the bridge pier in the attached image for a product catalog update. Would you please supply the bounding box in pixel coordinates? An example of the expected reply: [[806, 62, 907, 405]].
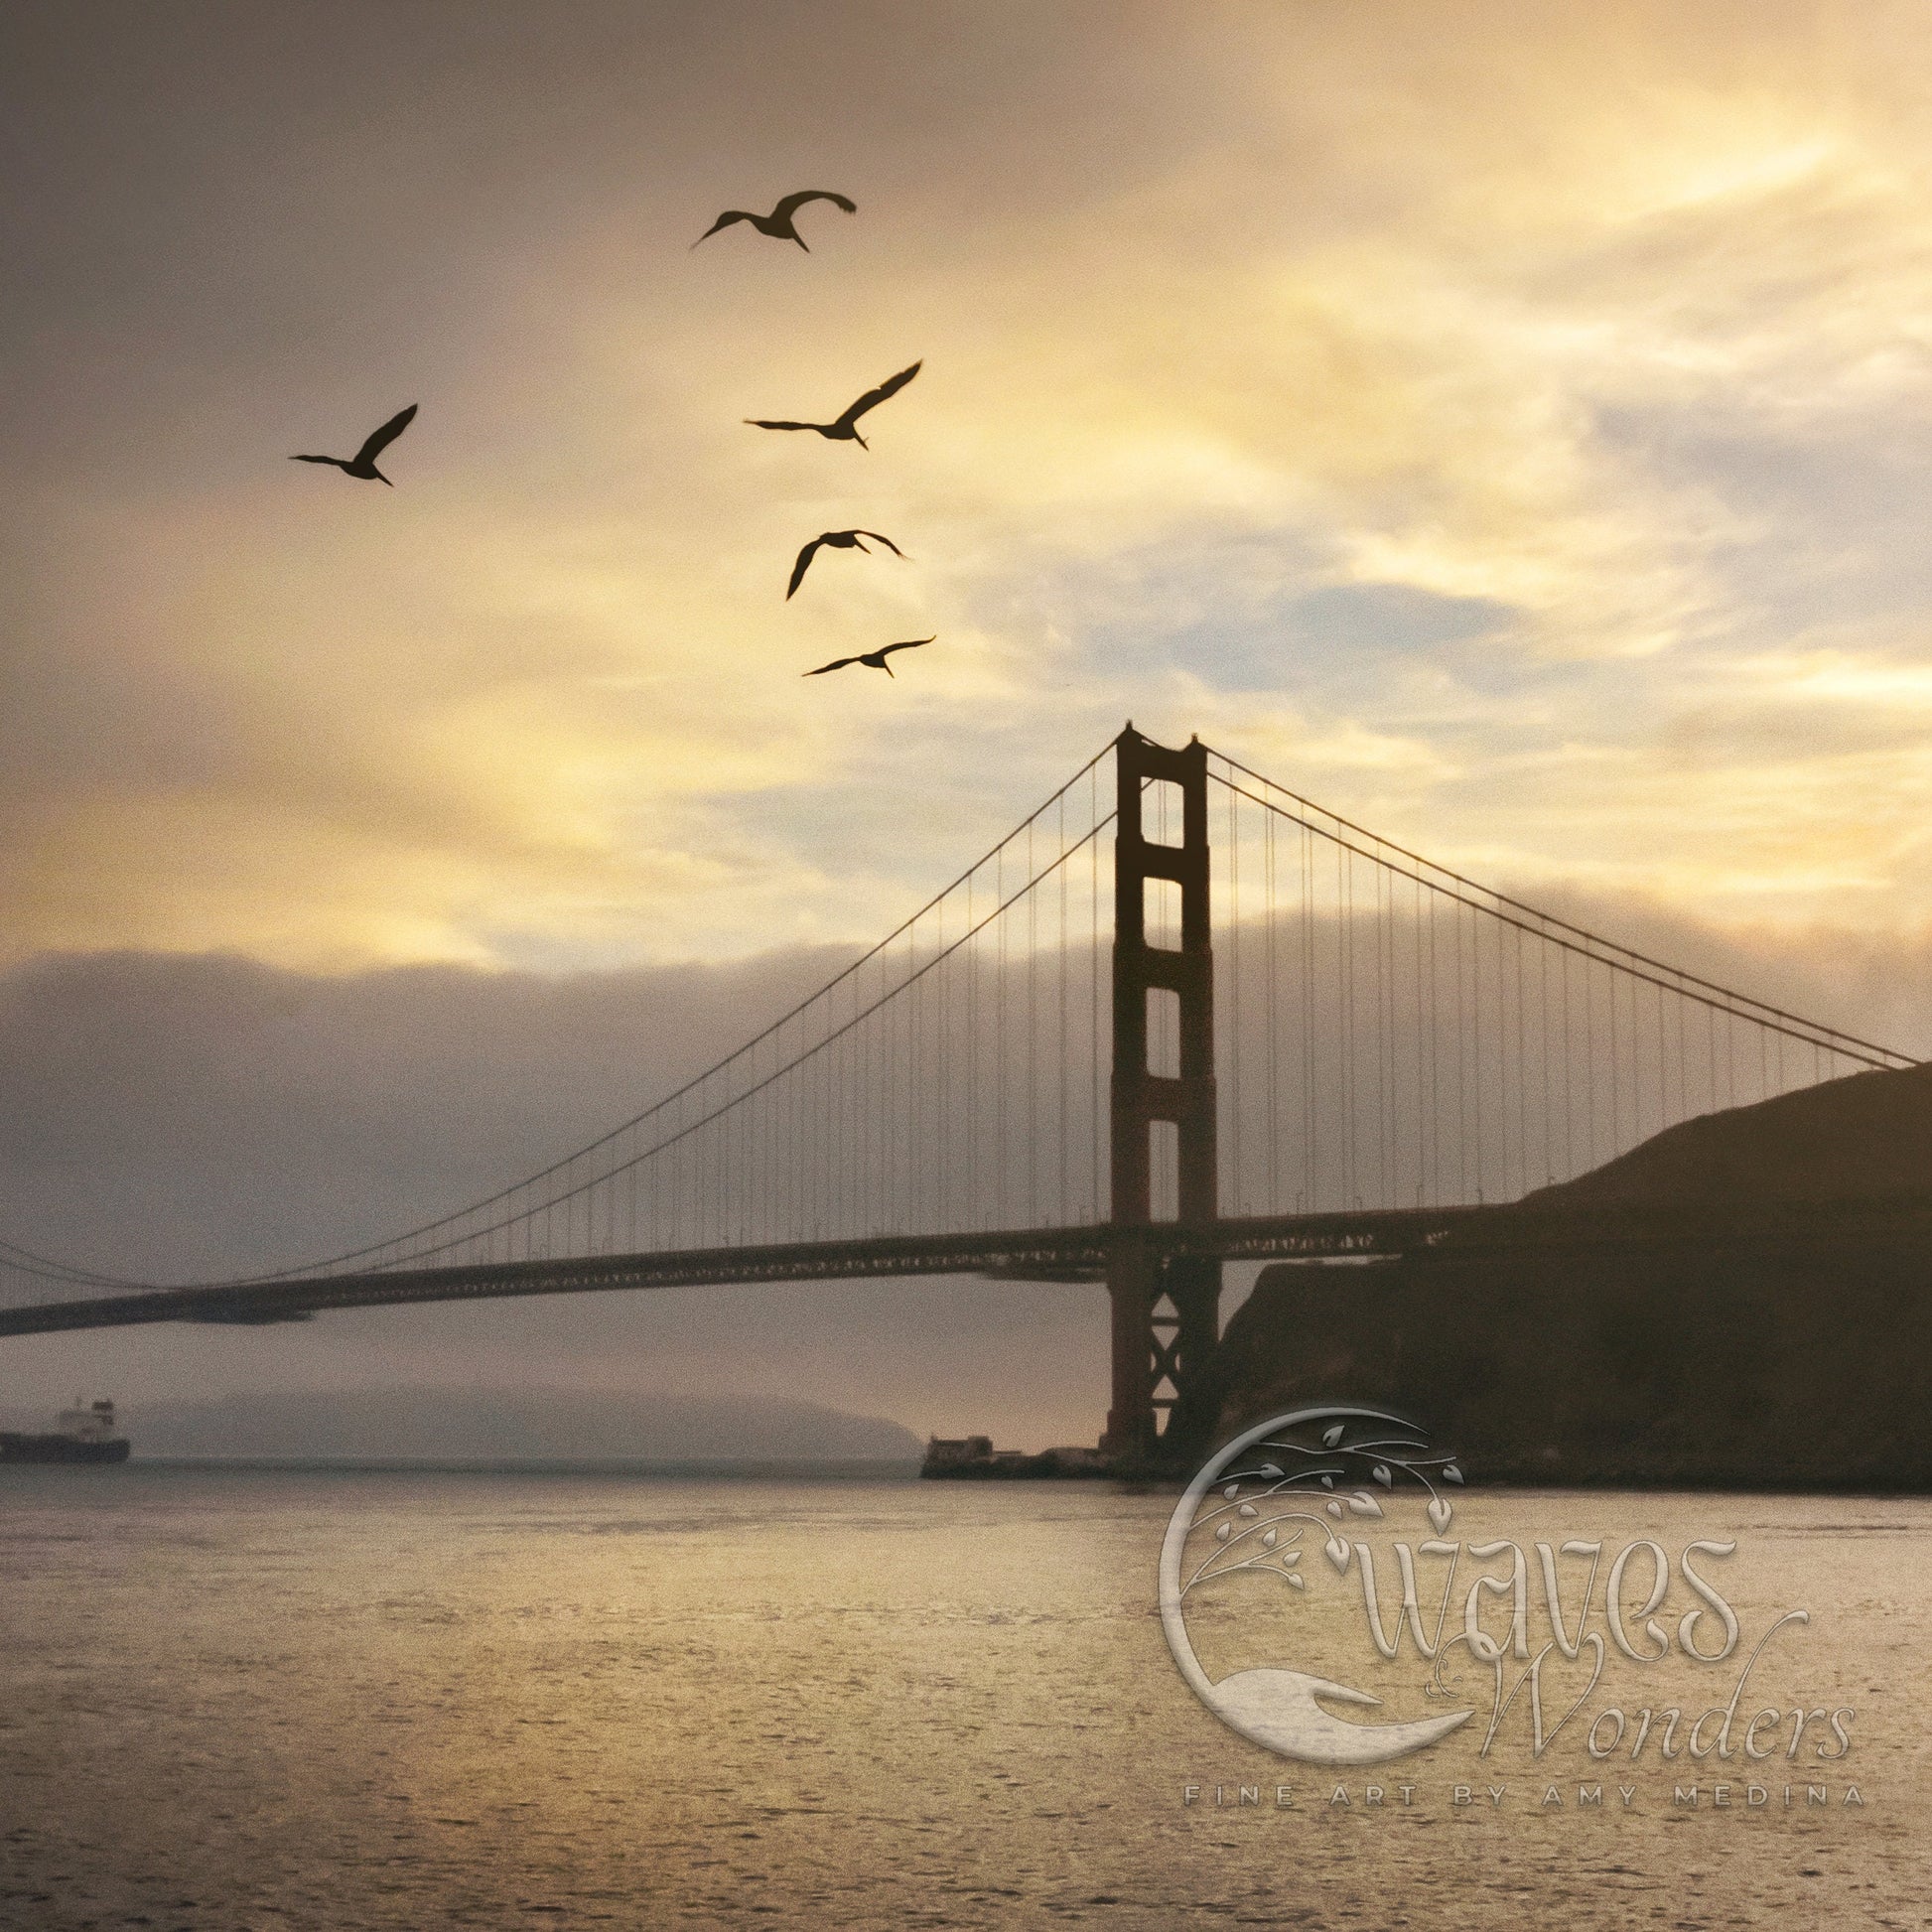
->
[[1100, 727, 1222, 1467], [1103, 1244, 1222, 1463]]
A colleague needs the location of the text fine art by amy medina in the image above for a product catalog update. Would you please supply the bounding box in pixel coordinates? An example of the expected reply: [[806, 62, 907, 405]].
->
[[3, 4, 1930, 1928]]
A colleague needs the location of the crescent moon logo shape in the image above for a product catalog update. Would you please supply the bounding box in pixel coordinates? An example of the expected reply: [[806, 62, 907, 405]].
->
[[1160, 1406, 1474, 1764]]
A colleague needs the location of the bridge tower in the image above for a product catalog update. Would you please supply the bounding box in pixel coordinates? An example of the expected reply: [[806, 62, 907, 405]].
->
[[1101, 727, 1222, 1465]]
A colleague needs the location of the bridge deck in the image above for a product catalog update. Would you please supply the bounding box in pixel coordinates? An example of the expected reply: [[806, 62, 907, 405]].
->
[[3, 1199, 1927, 1338]]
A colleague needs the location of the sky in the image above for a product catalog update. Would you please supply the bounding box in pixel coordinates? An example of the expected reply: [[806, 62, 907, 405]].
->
[[4, 1, 1932, 1442]]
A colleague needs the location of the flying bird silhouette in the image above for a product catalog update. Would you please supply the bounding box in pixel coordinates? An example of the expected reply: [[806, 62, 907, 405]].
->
[[289, 404, 418, 484], [747, 361, 920, 449], [803, 636, 933, 679], [693, 190, 857, 251], [786, 529, 905, 599]]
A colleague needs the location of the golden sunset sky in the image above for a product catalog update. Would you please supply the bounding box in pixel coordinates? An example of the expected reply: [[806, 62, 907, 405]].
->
[[7, 0, 1932, 973], [11, 0, 1932, 1433]]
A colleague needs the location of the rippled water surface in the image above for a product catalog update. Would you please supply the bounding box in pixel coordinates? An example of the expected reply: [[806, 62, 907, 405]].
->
[[1, 1465, 1926, 1928]]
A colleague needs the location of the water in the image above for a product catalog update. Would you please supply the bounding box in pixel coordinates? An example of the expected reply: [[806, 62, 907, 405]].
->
[[1, 1466, 1926, 1928]]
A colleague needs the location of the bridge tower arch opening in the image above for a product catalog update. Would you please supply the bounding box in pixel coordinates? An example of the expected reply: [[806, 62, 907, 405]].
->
[[1102, 727, 1221, 1465]]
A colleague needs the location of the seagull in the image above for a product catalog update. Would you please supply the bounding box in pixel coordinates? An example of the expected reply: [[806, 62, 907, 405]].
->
[[747, 361, 920, 449], [803, 636, 933, 679], [692, 190, 857, 251], [786, 529, 905, 599], [289, 404, 418, 484]]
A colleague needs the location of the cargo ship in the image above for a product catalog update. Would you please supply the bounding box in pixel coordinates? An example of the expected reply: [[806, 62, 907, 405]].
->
[[0, 1398, 130, 1464]]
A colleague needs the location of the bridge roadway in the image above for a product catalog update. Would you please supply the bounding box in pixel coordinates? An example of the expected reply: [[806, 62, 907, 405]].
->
[[3, 1196, 1927, 1338]]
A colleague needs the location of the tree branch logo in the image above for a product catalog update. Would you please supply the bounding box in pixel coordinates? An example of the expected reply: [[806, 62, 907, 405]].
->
[[1162, 1406, 1476, 1764]]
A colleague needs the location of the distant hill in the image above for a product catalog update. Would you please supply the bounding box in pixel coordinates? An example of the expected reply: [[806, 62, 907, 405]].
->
[[110, 1387, 921, 1462], [1205, 1061, 1932, 1488], [1520, 1058, 1932, 1211]]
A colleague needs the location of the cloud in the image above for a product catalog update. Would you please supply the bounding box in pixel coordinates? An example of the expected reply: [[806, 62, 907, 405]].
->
[[2, 888, 1924, 1442], [5, 0, 1932, 982], [0, 942, 1126, 1445]]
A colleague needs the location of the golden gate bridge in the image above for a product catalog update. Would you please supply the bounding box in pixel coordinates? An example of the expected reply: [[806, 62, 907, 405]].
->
[[0, 728, 1912, 1463]]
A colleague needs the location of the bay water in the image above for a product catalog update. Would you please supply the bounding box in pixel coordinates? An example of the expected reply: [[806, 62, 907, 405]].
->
[[1, 1466, 1924, 1928]]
